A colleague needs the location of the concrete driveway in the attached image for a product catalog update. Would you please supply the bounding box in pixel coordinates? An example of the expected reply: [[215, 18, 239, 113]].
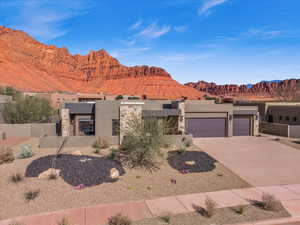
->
[[194, 136, 300, 187]]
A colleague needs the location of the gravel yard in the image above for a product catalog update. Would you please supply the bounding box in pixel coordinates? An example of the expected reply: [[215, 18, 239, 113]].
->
[[0, 138, 250, 220]]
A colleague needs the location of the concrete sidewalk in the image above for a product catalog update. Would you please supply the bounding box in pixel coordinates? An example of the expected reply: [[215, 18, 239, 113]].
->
[[1, 184, 300, 225]]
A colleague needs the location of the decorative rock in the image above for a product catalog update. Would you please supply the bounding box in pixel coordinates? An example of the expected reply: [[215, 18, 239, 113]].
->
[[110, 168, 120, 179], [38, 168, 60, 179], [73, 151, 82, 156], [185, 161, 196, 166]]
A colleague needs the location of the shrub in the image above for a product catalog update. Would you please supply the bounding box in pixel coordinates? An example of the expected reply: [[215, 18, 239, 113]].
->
[[18, 144, 34, 159], [10, 172, 23, 183], [108, 213, 131, 225], [2, 132, 6, 140], [92, 138, 109, 151], [57, 217, 69, 225], [118, 116, 168, 171], [232, 205, 245, 215], [182, 138, 193, 148], [108, 148, 118, 160], [176, 148, 186, 156], [24, 189, 40, 202], [261, 193, 282, 211], [0, 146, 15, 165], [205, 197, 217, 218], [3, 95, 55, 124], [159, 214, 171, 223]]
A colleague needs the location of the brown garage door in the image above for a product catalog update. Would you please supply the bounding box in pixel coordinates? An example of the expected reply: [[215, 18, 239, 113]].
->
[[186, 118, 226, 138], [233, 117, 251, 136]]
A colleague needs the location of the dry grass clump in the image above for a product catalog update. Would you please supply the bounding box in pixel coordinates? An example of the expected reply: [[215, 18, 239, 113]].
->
[[261, 193, 283, 211], [57, 217, 69, 225], [108, 214, 132, 225], [193, 197, 217, 218], [0, 146, 15, 165], [9, 172, 23, 183], [24, 189, 40, 202], [205, 197, 217, 217]]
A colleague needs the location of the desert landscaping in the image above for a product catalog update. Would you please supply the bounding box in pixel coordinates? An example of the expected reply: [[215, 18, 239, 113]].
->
[[0, 137, 252, 220]]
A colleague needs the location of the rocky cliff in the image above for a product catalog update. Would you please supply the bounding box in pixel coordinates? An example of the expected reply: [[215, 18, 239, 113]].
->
[[185, 79, 300, 100], [0, 26, 202, 99]]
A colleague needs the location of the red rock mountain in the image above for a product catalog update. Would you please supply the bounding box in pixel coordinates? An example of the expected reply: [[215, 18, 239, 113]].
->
[[186, 79, 300, 101], [0, 26, 202, 99]]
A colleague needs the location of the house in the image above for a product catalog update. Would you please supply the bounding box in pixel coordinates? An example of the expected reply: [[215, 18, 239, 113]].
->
[[237, 102, 300, 138], [0, 94, 12, 124], [60, 100, 259, 144]]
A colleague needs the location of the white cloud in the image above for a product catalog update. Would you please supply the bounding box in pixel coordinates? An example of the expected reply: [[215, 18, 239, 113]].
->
[[199, 0, 228, 15], [174, 25, 189, 33], [130, 20, 143, 30], [159, 53, 214, 63], [2, 0, 91, 41], [243, 29, 284, 39], [137, 22, 171, 39]]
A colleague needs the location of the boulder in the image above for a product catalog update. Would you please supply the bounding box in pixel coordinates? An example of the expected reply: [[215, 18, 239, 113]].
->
[[38, 168, 60, 179], [110, 168, 120, 179], [185, 161, 196, 166], [73, 151, 82, 156]]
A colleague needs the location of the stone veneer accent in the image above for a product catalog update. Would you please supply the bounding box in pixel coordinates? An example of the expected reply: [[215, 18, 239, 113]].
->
[[178, 101, 185, 134], [61, 108, 70, 137], [119, 105, 142, 144]]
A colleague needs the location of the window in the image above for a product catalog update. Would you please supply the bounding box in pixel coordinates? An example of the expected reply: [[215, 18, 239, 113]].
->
[[279, 116, 283, 121], [285, 116, 290, 121], [112, 119, 120, 136], [293, 117, 297, 122], [268, 115, 273, 123]]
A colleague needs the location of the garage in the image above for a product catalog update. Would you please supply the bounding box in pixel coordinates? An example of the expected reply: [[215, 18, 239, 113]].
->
[[186, 118, 226, 138], [233, 116, 251, 136]]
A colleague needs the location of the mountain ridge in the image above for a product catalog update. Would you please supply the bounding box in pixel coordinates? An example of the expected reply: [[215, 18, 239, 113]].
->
[[0, 26, 202, 99]]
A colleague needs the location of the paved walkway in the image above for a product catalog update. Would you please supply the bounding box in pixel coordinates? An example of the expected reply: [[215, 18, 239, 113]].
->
[[1, 184, 300, 225], [194, 136, 300, 186]]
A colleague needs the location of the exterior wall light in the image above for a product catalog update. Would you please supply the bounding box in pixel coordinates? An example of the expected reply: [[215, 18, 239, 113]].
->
[[255, 115, 259, 120], [229, 115, 233, 121]]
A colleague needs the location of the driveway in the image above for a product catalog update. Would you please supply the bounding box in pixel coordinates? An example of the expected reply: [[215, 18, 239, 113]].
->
[[194, 136, 300, 187]]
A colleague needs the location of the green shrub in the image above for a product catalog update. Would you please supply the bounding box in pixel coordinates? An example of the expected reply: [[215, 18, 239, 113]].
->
[[182, 137, 193, 148], [18, 145, 34, 159], [92, 138, 109, 152], [10, 172, 23, 183], [0, 146, 15, 164], [159, 214, 171, 223], [118, 117, 168, 171], [108, 214, 131, 225], [108, 148, 118, 160], [24, 189, 40, 202], [176, 148, 186, 156]]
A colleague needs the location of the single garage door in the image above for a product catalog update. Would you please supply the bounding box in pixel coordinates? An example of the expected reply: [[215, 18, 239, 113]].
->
[[186, 118, 226, 138], [233, 117, 251, 136]]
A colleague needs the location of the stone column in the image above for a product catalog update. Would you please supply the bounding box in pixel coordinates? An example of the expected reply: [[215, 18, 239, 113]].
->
[[61, 108, 70, 137], [119, 105, 142, 144], [227, 113, 233, 137], [178, 101, 185, 135], [253, 112, 260, 136]]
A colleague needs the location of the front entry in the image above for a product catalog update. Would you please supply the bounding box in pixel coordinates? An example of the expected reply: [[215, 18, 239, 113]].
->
[[186, 118, 226, 138]]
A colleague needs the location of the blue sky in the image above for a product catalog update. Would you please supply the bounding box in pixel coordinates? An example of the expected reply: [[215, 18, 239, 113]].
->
[[1, 0, 300, 84]]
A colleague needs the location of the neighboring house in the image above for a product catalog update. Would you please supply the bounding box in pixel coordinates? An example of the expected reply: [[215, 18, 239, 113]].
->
[[60, 100, 259, 144], [238, 102, 300, 138]]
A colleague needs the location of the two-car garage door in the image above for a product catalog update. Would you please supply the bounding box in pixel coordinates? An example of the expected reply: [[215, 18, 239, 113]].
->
[[186, 116, 252, 138], [186, 118, 226, 138]]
